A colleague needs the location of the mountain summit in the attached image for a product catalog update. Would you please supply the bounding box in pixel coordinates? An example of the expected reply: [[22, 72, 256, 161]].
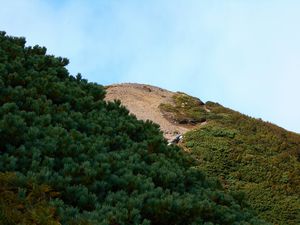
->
[[105, 83, 208, 141]]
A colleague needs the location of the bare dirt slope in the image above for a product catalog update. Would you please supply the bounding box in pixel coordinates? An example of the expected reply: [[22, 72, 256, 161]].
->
[[105, 83, 192, 140]]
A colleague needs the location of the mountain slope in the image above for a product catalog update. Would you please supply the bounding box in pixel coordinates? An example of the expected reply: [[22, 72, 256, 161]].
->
[[106, 85, 300, 225], [183, 102, 300, 225], [0, 32, 267, 224]]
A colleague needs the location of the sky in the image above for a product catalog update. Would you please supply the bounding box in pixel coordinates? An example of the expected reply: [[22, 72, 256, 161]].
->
[[1, 0, 300, 133]]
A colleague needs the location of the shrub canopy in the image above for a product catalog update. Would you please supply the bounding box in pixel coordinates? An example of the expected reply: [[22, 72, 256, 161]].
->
[[0, 32, 267, 225]]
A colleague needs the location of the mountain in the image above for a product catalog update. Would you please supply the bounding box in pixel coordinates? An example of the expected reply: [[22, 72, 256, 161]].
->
[[0, 32, 269, 224], [106, 84, 300, 225]]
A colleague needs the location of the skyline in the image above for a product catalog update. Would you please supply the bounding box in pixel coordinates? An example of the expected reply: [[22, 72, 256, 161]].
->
[[1, 0, 300, 133]]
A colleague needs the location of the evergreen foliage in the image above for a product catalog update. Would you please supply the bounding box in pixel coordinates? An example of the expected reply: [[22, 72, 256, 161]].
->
[[0, 32, 268, 224], [0, 172, 60, 225], [184, 102, 300, 225]]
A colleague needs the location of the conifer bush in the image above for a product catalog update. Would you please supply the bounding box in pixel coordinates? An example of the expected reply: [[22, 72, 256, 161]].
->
[[0, 32, 267, 224]]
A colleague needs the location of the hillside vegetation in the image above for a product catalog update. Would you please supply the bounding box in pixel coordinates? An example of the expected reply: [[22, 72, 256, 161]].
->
[[159, 92, 207, 125], [183, 102, 300, 225], [0, 32, 269, 224]]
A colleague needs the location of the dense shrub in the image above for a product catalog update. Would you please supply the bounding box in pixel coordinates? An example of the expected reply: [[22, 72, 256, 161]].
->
[[0, 32, 267, 224]]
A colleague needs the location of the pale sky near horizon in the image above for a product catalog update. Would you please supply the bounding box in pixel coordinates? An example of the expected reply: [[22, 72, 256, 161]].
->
[[1, 0, 300, 133]]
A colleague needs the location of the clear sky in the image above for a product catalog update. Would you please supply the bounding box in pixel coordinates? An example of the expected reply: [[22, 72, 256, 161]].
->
[[1, 0, 300, 133]]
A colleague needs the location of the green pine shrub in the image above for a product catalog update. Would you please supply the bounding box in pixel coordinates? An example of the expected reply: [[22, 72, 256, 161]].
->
[[0, 32, 267, 224], [0, 172, 60, 225]]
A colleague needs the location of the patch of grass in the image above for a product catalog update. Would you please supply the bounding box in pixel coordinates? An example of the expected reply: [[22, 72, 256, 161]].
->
[[159, 92, 207, 124]]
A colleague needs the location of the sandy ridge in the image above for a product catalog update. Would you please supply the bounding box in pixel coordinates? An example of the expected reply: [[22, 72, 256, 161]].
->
[[105, 83, 191, 140]]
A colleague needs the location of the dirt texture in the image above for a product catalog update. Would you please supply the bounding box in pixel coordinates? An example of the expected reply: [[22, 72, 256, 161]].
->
[[105, 83, 193, 141]]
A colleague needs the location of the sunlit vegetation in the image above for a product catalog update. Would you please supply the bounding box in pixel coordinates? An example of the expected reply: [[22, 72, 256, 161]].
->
[[0, 32, 269, 224], [184, 102, 300, 225], [159, 92, 207, 125], [0, 172, 60, 225]]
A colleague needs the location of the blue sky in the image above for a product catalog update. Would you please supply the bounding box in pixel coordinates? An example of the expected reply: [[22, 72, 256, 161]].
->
[[1, 0, 300, 133]]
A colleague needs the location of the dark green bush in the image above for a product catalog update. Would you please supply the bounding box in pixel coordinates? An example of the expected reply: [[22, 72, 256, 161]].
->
[[0, 32, 267, 224]]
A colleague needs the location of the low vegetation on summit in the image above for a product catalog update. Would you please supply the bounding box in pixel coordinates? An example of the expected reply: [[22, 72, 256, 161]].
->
[[159, 92, 207, 125]]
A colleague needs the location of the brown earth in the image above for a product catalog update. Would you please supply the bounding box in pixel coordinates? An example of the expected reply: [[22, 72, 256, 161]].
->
[[105, 83, 199, 141]]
